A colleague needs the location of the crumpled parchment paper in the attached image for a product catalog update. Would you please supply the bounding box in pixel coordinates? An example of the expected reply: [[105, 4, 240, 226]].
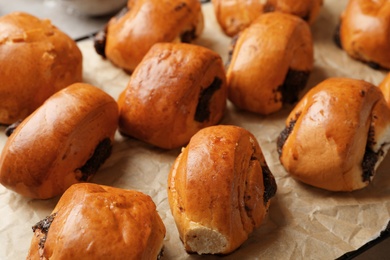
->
[[0, 1, 389, 259]]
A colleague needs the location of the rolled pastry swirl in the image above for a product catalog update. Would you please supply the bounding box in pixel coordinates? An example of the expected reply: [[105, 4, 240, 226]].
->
[[168, 125, 277, 254]]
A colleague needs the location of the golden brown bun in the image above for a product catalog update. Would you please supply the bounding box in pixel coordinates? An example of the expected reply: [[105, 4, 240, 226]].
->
[[227, 12, 313, 115], [212, 0, 323, 37], [278, 78, 390, 191], [264, 0, 323, 24], [0, 12, 82, 125], [339, 0, 390, 69], [118, 42, 227, 149], [379, 73, 390, 105], [211, 0, 264, 37], [100, 0, 203, 72], [26, 183, 166, 260], [0, 83, 118, 199], [168, 125, 277, 254]]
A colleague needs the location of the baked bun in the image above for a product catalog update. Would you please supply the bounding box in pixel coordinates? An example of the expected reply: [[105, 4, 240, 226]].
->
[[264, 0, 323, 24], [118, 42, 227, 149], [277, 78, 390, 191], [26, 183, 165, 260], [212, 0, 323, 37], [336, 0, 390, 69], [0, 12, 82, 125], [379, 73, 390, 105], [0, 83, 118, 199], [211, 0, 264, 37], [168, 125, 277, 254], [227, 12, 313, 115], [94, 0, 204, 73]]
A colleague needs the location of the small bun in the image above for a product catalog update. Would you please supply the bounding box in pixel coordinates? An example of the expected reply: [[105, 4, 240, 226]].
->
[[168, 125, 277, 255], [212, 0, 323, 37], [0, 83, 118, 199], [0, 12, 82, 125], [227, 12, 313, 115], [94, 0, 204, 72], [211, 0, 264, 37], [338, 0, 390, 69], [118, 42, 227, 149], [277, 78, 390, 191], [26, 183, 166, 260]]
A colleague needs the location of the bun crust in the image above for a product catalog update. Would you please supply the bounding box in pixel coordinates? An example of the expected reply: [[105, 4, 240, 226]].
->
[[0, 83, 118, 199], [278, 78, 390, 191], [265, 0, 323, 24], [379, 73, 390, 106], [101, 0, 203, 72], [339, 0, 390, 69], [168, 125, 277, 254], [26, 183, 166, 260], [227, 12, 313, 115], [212, 0, 323, 37], [0, 12, 82, 125], [212, 0, 264, 37], [118, 42, 227, 149]]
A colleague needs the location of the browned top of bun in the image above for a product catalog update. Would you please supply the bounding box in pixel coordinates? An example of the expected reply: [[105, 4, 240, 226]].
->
[[279, 77, 390, 191], [212, 0, 322, 37], [265, 0, 323, 24], [0, 83, 118, 199], [340, 0, 390, 69], [168, 125, 276, 254], [105, 0, 203, 72], [26, 183, 166, 260], [0, 12, 82, 125], [227, 12, 313, 115], [118, 42, 227, 149], [212, 0, 264, 37]]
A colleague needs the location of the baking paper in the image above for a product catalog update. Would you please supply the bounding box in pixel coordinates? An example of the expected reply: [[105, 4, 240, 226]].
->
[[0, 1, 389, 259]]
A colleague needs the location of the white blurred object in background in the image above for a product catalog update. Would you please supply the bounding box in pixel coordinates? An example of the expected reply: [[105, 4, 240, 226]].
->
[[47, 0, 127, 16]]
